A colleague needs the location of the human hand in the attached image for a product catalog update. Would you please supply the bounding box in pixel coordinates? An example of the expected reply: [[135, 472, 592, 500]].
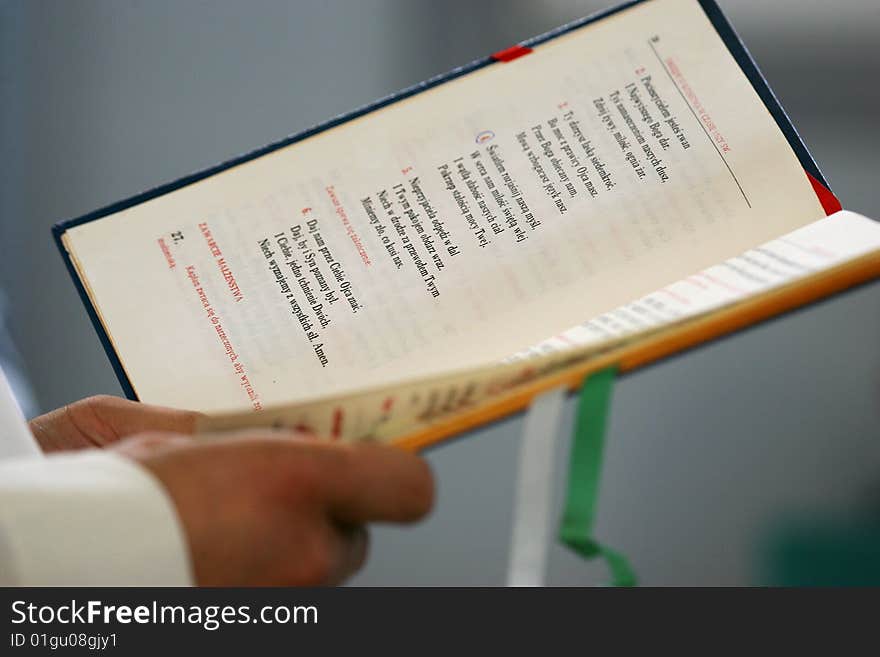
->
[[113, 430, 434, 586], [29, 395, 200, 453]]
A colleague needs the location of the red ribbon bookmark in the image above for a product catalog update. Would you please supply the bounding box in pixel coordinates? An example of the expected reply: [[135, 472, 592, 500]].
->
[[806, 171, 842, 216], [491, 44, 533, 63]]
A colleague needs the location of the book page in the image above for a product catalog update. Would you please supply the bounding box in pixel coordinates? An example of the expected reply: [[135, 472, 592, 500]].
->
[[510, 211, 880, 359], [199, 212, 880, 442], [63, 0, 826, 413]]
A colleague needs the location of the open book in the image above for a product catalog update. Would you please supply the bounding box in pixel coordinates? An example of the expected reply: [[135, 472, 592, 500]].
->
[[55, 0, 880, 450]]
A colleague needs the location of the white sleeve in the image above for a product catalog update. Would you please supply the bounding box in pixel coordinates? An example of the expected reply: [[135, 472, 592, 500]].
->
[[0, 450, 194, 586], [0, 365, 40, 460]]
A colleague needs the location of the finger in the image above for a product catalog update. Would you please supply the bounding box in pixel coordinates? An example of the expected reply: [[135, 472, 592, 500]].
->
[[183, 434, 433, 523], [86, 395, 204, 438], [315, 442, 435, 525], [325, 524, 369, 585]]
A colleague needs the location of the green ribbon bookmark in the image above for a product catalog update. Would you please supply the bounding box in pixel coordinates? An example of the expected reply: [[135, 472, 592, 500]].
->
[[559, 366, 637, 587]]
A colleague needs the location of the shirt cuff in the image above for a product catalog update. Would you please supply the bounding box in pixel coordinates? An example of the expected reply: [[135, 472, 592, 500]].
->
[[0, 450, 193, 586]]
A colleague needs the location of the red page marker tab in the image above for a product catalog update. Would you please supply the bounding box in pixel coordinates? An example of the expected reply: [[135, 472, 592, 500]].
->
[[491, 44, 532, 62], [806, 171, 842, 216]]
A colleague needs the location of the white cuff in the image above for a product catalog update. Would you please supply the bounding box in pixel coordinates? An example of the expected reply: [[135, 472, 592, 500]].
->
[[0, 450, 193, 586]]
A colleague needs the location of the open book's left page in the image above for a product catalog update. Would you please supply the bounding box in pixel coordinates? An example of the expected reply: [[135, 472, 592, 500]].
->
[[62, 0, 824, 413]]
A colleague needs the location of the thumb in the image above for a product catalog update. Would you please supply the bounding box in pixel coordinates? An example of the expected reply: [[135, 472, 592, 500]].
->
[[82, 395, 204, 439]]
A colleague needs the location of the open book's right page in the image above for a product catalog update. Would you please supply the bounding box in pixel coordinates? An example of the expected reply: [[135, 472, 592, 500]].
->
[[63, 0, 826, 413]]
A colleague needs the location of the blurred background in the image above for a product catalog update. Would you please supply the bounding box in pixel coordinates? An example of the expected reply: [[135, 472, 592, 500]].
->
[[1, 0, 878, 585]]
